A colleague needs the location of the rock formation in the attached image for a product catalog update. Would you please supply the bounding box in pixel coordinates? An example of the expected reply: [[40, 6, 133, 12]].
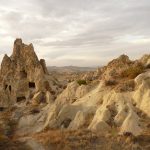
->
[[0, 39, 54, 106], [0, 39, 150, 150]]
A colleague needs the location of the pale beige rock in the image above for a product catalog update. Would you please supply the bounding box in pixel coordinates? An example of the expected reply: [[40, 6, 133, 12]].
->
[[133, 71, 150, 116], [75, 85, 90, 99], [68, 111, 86, 129], [120, 111, 142, 136], [45, 91, 53, 104], [56, 81, 79, 104], [32, 92, 44, 104], [90, 120, 111, 133]]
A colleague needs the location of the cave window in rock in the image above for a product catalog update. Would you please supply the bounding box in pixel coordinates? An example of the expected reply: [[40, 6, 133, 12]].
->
[[5, 85, 8, 90], [29, 82, 36, 89], [61, 118, 72, 128], [20, 70, 27, 78], [9, 85, 11, 92], [0, 107, 5, 112], [16, 96, 26, 102]]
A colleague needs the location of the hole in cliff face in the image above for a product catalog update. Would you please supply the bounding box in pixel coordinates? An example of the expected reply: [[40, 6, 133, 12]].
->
[[16, 96, 26, 102], [29, 82, 36, 89], [5, 85, 8, 90], [9, 85, 11, 92], [0, 107, 6, 112], [20, 70, 27, 78], [61, 118, 72, 128]]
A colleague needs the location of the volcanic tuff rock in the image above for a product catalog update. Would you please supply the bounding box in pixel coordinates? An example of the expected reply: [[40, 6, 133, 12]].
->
[[0, 39, 150, 150], [0, 39, 55, 106]]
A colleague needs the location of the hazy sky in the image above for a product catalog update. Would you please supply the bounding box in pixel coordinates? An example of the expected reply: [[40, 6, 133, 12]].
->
[[0, 0, 150, 66]]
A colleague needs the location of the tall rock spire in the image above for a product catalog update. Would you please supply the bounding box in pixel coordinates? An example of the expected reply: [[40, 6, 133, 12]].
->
[[0, 39, 50, 104]]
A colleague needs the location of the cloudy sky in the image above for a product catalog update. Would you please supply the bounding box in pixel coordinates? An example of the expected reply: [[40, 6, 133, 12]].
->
[[0, 0, 150, 66]]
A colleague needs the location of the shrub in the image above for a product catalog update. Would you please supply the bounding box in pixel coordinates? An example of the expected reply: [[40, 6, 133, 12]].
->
[[33, 129, 98, 149], [121, 63, 144, 79], [105, 80, 117, 86], [77, 80, 87, 86], [115, 80, 135, 92]]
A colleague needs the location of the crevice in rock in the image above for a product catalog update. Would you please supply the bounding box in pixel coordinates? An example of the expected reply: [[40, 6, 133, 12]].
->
[[5, 84, 8, 90], [20, 70, 27, 79], [9, 85, 11, 92], [16, 96, 26, 102], [61, 118, 72, 128], [0, 107, 6, 111]]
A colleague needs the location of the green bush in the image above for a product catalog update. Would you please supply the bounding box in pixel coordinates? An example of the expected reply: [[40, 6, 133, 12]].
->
[[77, 80, 87, 86]]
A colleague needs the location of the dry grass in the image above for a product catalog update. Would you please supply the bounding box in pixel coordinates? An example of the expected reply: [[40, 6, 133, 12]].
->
[[115, 80, 135, 92], [120, 63, 144, 79], [33, 129, 98, 150], [33, 128, 147, 150], [105, 80, 117, 86], [0, 133, 31, 150]]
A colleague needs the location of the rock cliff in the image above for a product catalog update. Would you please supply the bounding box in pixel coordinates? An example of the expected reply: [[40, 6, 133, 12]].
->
[[0, 39, 55, 106], [0, 39, 150, 150]]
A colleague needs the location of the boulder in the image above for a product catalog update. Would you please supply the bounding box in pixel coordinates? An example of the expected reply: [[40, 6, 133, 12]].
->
[[68, 111, 86, 129], [120, 111, 142, 136]]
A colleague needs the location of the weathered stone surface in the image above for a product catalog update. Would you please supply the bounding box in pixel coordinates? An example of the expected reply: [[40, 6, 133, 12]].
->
[[0, 39, 150, 149], [0, 39, 52, 105]]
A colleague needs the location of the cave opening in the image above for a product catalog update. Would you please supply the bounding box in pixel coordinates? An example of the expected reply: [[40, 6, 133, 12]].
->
[[5, 85, 8, 90], [61, 118, 72, 128], [29, 82, 36, 89], [9, 85, 11, 92]]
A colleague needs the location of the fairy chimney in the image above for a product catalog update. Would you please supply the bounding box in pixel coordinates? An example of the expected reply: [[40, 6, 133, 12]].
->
[[0, 38, 50, 104]]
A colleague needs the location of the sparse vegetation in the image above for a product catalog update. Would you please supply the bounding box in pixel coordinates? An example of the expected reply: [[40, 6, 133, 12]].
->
[[105, 80, 117, 86], [33, 129, 98, 150], [120, 63, 144, 79], [77, 80, 87, 86], [0, 135, 31, 150], [115, 80, 135, 92]]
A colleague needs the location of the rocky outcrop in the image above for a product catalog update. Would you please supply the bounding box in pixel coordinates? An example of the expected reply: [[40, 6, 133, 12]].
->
[[0, 39, 149, 150], [0, 39, 53, 106], [43, 54, 150, 136], [140, 54, 150, 67], [101, 54, 133, 81]]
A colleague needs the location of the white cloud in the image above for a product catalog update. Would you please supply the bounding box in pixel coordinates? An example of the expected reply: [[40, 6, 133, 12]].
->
[[0, 0, 150, 66]]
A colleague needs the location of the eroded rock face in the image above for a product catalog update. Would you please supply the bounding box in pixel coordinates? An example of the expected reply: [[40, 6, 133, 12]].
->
[[44, 54, 150, 137], [101, 54, 133, 81], [140, 54, 150, 67], [0, 40, 149, 150], [0, 39, 50, 105]]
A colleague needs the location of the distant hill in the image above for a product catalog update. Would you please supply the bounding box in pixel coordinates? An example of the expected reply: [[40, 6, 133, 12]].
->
[[47, 66, 97, 73]]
